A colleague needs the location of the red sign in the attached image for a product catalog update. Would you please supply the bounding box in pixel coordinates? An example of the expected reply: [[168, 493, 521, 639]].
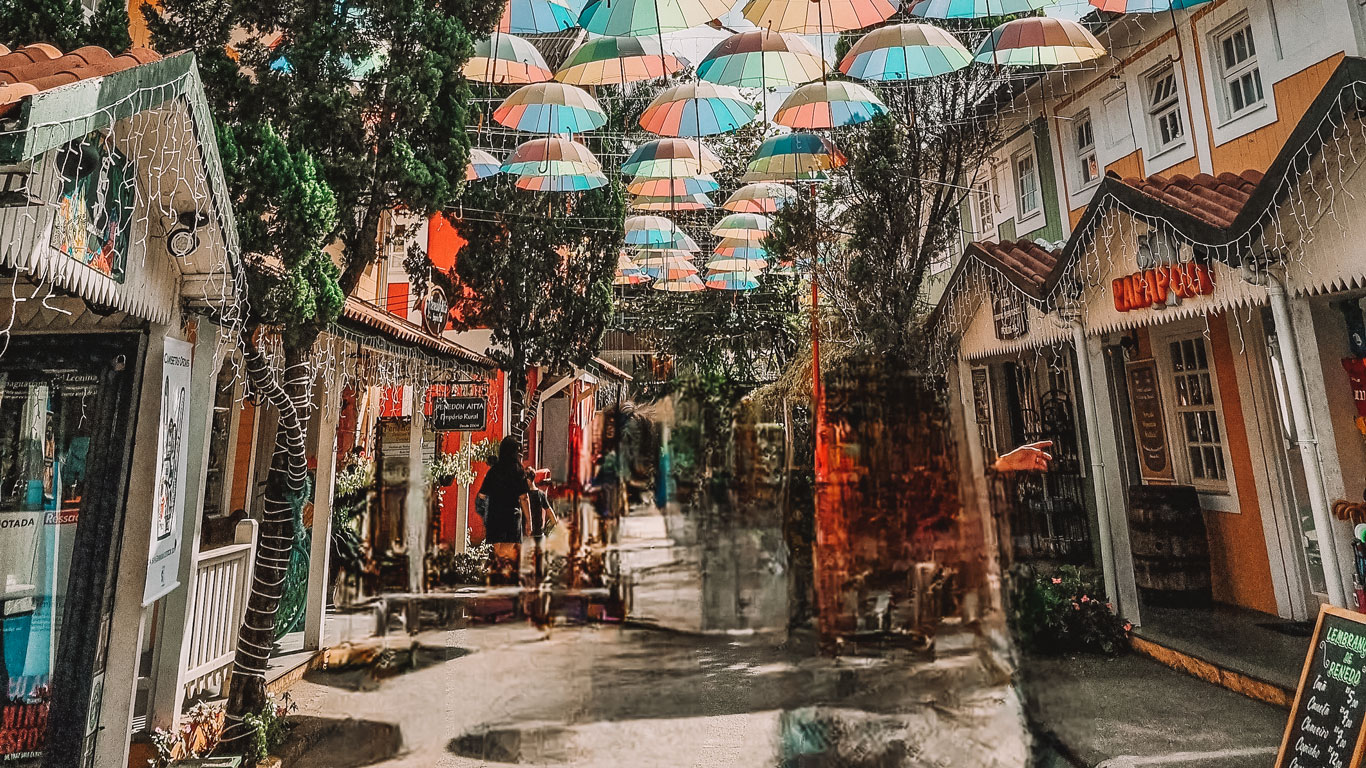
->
[[1112, 262, 1215, 312], [1342, 357, 1366, 435]]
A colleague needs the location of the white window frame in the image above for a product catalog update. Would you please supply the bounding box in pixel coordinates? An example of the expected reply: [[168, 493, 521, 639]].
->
[[1153, 330, 1235, 497], [972, 177, 994, 234], [1013, 149, 1041, 221], [1214, 16, 1266, 120], [1145, 63, 1186, 154], [1073, 110, 1100, 189]]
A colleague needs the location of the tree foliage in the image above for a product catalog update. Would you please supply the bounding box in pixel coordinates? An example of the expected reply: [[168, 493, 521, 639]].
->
[[0, 0, 130, 53]]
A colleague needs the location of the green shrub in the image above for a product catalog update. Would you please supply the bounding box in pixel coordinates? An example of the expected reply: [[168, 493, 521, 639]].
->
[[1011, 565, 1131, 655]]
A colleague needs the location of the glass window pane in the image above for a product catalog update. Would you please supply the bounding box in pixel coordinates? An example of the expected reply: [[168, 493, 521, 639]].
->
[[1189, 447, 1205, 478]]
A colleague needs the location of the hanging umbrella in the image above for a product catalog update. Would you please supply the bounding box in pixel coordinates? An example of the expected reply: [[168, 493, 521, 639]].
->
[[502, 137, 602, 176], [713, 237, 769, 259], [1089, 0, 1209, 9], [498, 0, 577, 33], [464, 34, 554, 84], [768, 260, 799, 276], [494, 82, 609, 133], [622, 138, 723, 177], [696, 29, 828, 88], [631, 192, 716, 211], [626, 216, 692, 247], [515, 171, 610, 191], [640, 254, 700, 280], [775, 81, 887, 129], [742, 0, 899, 34], [556, 36, 688, 85], [908, 0, 1056, 18], [653, 275, 708, 292], [467, 149, 503, 180], [742, 133, 846, 182], [705, 271, 762, 290], [615, 252, 651, 285], [634, 247, 698, 264], [722, 182, 798, 213], [640, 81, 759, 136], [707, 253, 768, 271], [712, 212, 772, 239], [626, 175, 720, 197], [839, 23, 973, 81], [579, 0, 734, 35], [973, 17, 1107, 67]]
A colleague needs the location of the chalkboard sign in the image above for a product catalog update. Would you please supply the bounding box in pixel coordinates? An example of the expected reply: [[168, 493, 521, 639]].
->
[[1126, 358, 1174, 482], [1277, 605, 1366, 768], [431, 396, 487, 432]]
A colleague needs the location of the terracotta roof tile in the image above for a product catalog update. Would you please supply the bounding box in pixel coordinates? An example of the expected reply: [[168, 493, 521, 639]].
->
[[968, 238, 1062, 292], [1119, 170, 1263, 228], [0, 44, 161, 119], [340, 297, 493, 368]]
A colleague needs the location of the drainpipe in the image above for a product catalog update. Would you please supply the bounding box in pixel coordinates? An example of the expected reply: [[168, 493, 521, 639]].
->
[[1252, 269, 1349, 607], [1064, 313, 1120, 604]]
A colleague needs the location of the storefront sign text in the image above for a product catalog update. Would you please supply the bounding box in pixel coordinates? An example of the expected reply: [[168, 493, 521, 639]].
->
[[1125, 358, 1174, 482], [1112, 262, 1215, 313]]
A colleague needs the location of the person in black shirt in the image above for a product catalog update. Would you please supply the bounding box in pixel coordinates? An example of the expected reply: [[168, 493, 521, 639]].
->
[[476, 436, 531, 585]]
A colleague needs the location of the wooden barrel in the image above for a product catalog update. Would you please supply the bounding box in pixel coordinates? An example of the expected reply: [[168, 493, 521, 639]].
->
[[1126, 484, 1212, 607]]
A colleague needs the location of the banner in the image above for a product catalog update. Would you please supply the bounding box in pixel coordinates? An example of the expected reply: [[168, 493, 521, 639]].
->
[[143, 337, 193, 605]]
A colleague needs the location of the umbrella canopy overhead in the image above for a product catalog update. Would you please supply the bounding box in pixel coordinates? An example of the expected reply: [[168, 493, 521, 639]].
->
[[625, 215, 693, 247], [615, 251, 651, 284], [630, 192, 716, 211], [839, 22, 973, 80], [1088, 0, 1210, 10], [498, 0, 577, 33], [640, 81, 758, 136], [713, 239, 769, 259], [696, 29, 828, 88], [705, 271, 762, 290], [579, 0, 734, 35], [466, 148, 503, 180], [909, 0, 1055, 18], [502, 137, 602, 176], [706, 253, 768, 271], [514, 171, 610, 191], [640, 254, 700, 280], [775, 80, 887, 129], [622, 138, 724, 177], [626, 175, 721, 196], [494, 82, 609, 133], [742, 0, 899, 33], [722, 182, 798, 213], [743, 133, 847, 182], [974, 17, 1107, 67], [653, 274, 708, 292], [712, 212, 773, 239], [465, 34, 554, 84], [556, 36, 688, 85]]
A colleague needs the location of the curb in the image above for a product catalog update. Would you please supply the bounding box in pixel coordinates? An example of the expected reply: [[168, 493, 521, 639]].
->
[[1129, 635, 1294, 709]]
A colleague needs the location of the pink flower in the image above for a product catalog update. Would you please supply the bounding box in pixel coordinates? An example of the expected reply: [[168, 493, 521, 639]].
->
[[1051, 577, 1062, 585], [1106, 603, 1113, 610], [1072, 602, 1080, 610], [1123, 622, 1133, 631], [1081, 595, 1090, 603]]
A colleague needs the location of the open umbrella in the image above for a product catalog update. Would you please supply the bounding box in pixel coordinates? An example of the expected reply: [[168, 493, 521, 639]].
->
[[631, 192, 716, 211], [556, 36, 688, 85], [498, 0, 577, 33], [615, 252, 651, 285], [696, 29, 828, 88], [973, 17, 1107, 67], [626, 216, 692, 248], [705, 270, 762, 290], [622, 138, 724, 177], [1089, 0, 1209, 9], [494, 82, 608, 133], [640, 81, 758, 136], [712, 212, 772, 239], [707, 253, 768, 271], [653, 275, 708, 292], [514, 171, 609, 191], [502, 137, 602, 177], [909, 0, 1055, 18], [839, 23, 973, 81], [775, 80, 887, 129], [626, 175, 720, 196], [464, 34, 554, 83], [467, 148, 503, 180], [579, 0, 734, 35], [640, 253, 700, 280], [713, 237, 769, 259], [742, 0, 899, 34], [722, 182, 798, 213], [742, 133, 846, 182]]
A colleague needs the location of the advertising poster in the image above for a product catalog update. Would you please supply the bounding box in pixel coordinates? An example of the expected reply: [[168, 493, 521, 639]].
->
[[143, 338, 193, 606], [48, 134, 135, 282]]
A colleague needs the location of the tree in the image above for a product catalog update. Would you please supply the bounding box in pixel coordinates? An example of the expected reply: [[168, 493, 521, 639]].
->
[[0, 0, 130, 52], [142, 0, 498, 749]]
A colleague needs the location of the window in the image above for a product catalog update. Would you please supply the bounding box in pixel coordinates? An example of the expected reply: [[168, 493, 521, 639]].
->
[[1013, 150, 1040, 219], [1146, 65, 1184, 150], [1074, 111, 1099, 186], [1102, 87, 1135, 149], [1216, 20, 1264, 117], [1167, 337, 1228, 489], [973, 179, 994, 233]]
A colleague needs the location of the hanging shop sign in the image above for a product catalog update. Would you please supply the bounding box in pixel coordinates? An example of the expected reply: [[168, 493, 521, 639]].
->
[[991, 291, 1028, 340], [1112, 262, 1215, 313], [1275, 605, 1366, 768], [1126, 358, 1174, 482], [431, 396, 488, 432], [48, 134, 135, 283], [143, 337, 193, 605], [422, 286, 449, 336]]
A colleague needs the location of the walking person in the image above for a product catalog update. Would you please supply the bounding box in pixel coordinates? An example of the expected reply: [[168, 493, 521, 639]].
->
[[475, 436, 532, 585]]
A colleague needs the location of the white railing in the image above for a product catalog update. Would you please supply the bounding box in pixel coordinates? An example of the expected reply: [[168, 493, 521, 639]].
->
[[181, 519, 257, 698]]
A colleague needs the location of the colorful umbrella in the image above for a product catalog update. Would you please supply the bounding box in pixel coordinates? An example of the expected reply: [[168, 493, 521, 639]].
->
[[722, 182, 798, 213], [768, 260, 799, 276], [556, 36, 688, 85], [631, 192, 716, 211], [494, 82, 608, 133], [626, 216, 692, 247], [640, 81, 758, 136], [742, 0, 899, 33], [706, 253, 768, 271], [498, 0, 577, 33], [909, 0, 1056, 18], [712, 212, 772, 239], [839, 23, 973, 81], [579, 0, 734, 35], [464, 34, 554, 84], [705, 271, 761, 290], [626, 175, 720, 197], [974, 17, 1107, 67], [696, 29, 828, 88], [515, 171, 610, 191], [1088, 0, 1209, 10], [742, 133, 846, 182], [653, 275, 708, 292], [502, 137, 602, 176], [635, 247, 698, 263], [466, 148, 503, 180], [640, 254, 700, 280], [713, 237, 769, 259], [615, 252, 650, 285], [622, 138, 724, 177], [775, 81, 887, 129]]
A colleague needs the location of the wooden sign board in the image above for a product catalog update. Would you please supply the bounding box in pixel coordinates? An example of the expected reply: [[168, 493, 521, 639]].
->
[[431, 396, 487, 432], [1276, 605, 1366, 768], [1125, 358, 1174, 482]]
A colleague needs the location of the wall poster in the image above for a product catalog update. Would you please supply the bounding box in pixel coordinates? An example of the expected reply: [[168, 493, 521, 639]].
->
[[1125, 358, 1174, 483], [143, 338, 193, 605], [48, 134, 136, 283]]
